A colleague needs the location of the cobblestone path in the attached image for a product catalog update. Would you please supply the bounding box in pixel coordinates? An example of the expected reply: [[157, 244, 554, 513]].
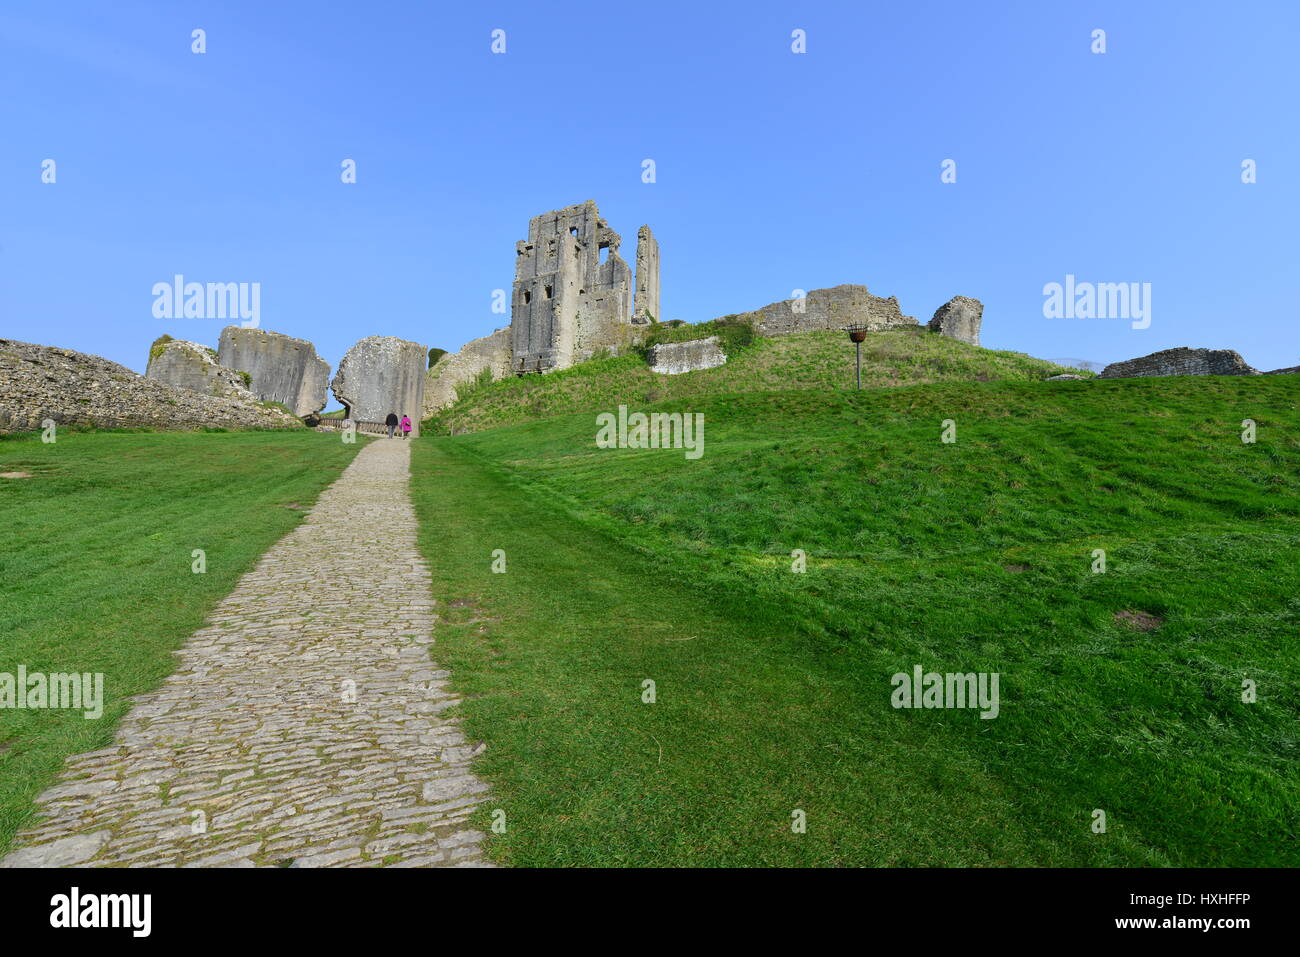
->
[[2, 439, 493, 868]]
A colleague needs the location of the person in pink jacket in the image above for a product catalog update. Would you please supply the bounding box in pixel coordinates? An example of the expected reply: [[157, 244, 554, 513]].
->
[[400, 415, 412, 439]]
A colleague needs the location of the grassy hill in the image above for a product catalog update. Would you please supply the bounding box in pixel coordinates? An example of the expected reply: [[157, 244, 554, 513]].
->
[[425, 326, 1085, 434], [410, 374, 1300, 865]]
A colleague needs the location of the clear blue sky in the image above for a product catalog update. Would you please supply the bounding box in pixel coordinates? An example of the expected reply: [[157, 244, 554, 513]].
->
[[2, 0, 1297, 380]]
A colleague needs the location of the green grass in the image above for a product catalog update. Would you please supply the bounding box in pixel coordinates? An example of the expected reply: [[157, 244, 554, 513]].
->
[[426, 327, 1084, 434], [410, 374, 1300, 866], [0, 430, 364, 854], [635, 313, 758, 356]]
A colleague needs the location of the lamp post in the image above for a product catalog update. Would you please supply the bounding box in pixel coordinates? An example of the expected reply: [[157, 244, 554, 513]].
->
[[844, 324, 868, 390]]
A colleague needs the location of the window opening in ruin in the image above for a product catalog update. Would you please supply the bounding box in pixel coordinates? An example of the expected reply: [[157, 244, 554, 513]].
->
[[544, 285, 554, 299], [523, 290, 531, 305], [569, 227, 579, 237], [598, 245, 609, 265]]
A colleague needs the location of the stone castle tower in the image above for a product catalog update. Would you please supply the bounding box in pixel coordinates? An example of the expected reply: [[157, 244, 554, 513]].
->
[[511, 200, 659, 374]]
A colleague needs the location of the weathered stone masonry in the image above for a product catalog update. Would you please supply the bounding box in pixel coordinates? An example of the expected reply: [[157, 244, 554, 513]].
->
[[511, 201, 659, 374], [647, 336, 727, 375], [218, 327, 331, 417], [1099, 348, 1259, 378], [146, 338, 256, 401], [332, 336, 427, 436], [722, 284, 919, 337], [422, 328, 512, 419], [928, 296, 983, 347], [634, 225, 660, 323]]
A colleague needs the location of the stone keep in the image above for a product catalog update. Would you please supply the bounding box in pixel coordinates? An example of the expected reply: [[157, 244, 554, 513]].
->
[[511, 201, 659, 373], [146, 339, 255, 401], [1099, 348, 1259, 378], [928, 296, 983, 347], [218, 327, 330, 416], [332, 336, 428, 435], [633, 225, 661, 323]]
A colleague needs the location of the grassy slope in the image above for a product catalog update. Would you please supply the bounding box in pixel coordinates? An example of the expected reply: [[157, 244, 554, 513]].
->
[[412, 375, 1300, 866], [0, 431, 364, 854], [426, 327, 1083, 434]]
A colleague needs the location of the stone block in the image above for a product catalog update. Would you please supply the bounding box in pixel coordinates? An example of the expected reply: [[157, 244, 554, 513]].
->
[[647, 336, 727, 375], [217, 327, 330, 416], [332, 336, 427, 435], [927, 296, 983, 346]]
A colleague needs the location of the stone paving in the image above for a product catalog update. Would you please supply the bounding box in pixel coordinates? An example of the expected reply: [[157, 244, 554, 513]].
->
[[1, 438, 493, 868]]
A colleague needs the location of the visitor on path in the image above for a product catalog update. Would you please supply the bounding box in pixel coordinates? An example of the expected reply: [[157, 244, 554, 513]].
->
[[385, 411, 398, 438], [400, 415, 412, 439]]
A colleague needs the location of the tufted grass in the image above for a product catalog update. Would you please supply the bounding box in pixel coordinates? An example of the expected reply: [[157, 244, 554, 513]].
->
[[0, 430, 365, 855], [411, 374, 1300, 866]]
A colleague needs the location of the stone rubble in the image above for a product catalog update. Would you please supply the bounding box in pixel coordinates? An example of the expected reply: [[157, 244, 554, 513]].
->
[[0, 339, 301, 434]]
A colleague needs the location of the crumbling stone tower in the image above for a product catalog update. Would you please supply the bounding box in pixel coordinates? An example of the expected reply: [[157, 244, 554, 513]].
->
[[511, 201, 659, 373], [634, 225, 660, 323]]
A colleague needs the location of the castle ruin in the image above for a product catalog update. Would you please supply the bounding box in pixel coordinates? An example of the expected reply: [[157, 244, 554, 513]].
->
[[634, 225, 660, 323], [218, 327, 331, 416], [511, 201, 659, 374], [418, 199, 995, 417]]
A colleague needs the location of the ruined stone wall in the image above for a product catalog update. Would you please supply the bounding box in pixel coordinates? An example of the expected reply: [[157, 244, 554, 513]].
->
[[511, 201, 634, 373], [634, 225, 661, 323], [647, 336, 727, 375], [727, 284, 918, 337], [0, 339, 301, 433], [423, 327, 512, 417], [332, 336, 427, 436], [928, 296, 983, 346], [218, 327, 330, 416], [146, 339, 255, 401], [1099, 348, 1259, 378]]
